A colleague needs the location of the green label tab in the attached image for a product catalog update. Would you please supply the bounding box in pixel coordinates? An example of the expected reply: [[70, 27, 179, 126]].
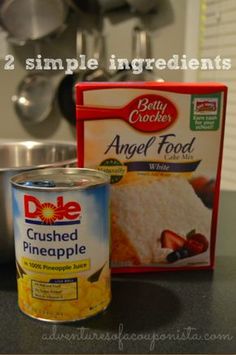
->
[[190, 93, 221, 131]]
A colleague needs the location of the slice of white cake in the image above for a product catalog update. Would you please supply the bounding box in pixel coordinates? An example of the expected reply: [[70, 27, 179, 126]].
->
[[111, 176, 211, 265]]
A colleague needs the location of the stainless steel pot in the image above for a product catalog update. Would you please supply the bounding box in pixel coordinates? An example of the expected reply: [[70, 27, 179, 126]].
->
[[0, 0, 69, 45], [0, 140, 77, 263]]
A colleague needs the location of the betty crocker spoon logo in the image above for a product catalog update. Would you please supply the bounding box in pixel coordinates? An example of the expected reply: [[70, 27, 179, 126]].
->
[[77, 94, 178, 132]]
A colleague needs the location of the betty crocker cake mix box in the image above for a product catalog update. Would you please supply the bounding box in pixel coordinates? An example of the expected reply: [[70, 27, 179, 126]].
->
[[76, 82, 227, 273]]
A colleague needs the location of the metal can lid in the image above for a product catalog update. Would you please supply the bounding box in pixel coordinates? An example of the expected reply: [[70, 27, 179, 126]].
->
[[11, 168, 110, 191]]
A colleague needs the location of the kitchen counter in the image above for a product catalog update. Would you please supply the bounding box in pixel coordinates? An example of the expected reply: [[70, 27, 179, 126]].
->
[[0, 191, 236, 354]]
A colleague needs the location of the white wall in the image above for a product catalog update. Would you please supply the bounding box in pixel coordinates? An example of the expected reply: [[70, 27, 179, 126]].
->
[[0, 0, 187, 141]]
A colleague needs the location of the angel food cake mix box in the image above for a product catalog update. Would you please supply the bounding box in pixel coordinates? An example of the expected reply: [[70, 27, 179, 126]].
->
[[76, 82, 227, 272]]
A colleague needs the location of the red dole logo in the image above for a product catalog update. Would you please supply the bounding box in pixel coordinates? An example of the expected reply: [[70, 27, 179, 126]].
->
[[24, 195, 81, 224]]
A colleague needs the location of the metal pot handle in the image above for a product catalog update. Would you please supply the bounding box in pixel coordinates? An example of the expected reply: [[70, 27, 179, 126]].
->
[[132, 26, 151, 59], [76, 30, 86, 57], [92, 32, 106, 63]]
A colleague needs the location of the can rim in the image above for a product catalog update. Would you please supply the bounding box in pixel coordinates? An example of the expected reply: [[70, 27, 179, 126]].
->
[[10, 167, 110, 191]]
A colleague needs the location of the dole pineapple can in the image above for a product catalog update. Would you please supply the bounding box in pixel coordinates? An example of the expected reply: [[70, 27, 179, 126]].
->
[[11, 168, 111, 322]]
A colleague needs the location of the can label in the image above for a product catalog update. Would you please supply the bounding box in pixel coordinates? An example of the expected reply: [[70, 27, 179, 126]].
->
[[13, 185, 110, 321]]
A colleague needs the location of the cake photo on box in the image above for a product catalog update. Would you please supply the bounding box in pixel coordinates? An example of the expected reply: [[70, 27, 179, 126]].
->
[[111, 176, 211, 267]]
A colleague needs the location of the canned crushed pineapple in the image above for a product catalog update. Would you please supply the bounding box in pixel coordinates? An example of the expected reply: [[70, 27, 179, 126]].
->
[[11, 168, 111, 322]]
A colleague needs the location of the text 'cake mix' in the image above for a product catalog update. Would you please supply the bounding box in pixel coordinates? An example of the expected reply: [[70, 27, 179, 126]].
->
[[76, 82, 227, 272]]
